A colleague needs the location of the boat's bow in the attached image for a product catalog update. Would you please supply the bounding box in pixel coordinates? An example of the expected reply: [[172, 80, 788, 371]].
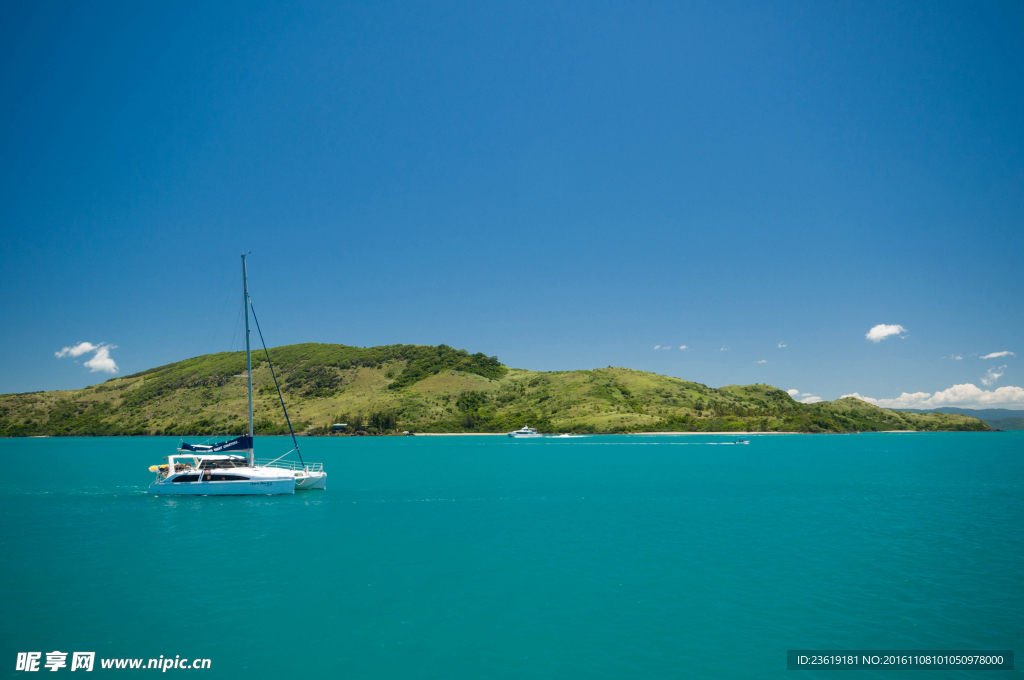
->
[[294, 469, 327, 490]]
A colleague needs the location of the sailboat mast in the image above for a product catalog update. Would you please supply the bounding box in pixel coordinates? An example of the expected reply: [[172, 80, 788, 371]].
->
[[242, 254, 254, 458]]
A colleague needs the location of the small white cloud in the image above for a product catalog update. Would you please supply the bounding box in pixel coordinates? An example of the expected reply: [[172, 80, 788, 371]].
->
[[981, 365, 1007, 386], [949, 354, 963, 361], [787, 389, 800, 397], [777, 342, 787, 348], [866, 324, 907, 342], [653, 345, 660, 350], [800, 396, 823, 404], [679, 345, 687, 351], [981, 351, 1015, 359], [84, 346, 118, 373], [842, 383, 1024, 408], [56, 341, 119, 374], [55, 341, 99, 358], [755, 360, 767, 364], [719, 346, 728, 351]]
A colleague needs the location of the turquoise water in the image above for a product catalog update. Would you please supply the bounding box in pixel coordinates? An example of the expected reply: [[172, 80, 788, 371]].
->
[[1, 433, 1021, 678]]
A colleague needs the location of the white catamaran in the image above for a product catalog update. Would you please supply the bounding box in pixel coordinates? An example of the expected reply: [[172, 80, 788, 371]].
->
[[148, 254, 326, 495]]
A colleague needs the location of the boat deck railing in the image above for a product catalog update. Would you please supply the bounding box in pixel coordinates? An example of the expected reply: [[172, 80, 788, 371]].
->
[[255, 458, 323, 473]]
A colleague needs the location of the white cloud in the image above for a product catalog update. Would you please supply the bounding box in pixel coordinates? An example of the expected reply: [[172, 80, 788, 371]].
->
[[84, 346, 119, 373], [653, 345, 660, 350], [800, 396, 823, 404], [787, 389, 800, 396], [755, 360, 767, 364], [55, 341, 99, 358], [947, 354, 963, 360], [865, 324, 907, 342], [719, 346, 728, 351], [55, 341, 119, 374], [679, 345, 687, 351], [981, 365, 1006, 386], [778, 342, 787, 348], [841, 383, 1024, 409], [981, 351, 1015, 359]]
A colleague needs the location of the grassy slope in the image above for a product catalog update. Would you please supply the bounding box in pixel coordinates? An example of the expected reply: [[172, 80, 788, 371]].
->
[[0, 343, 989, 436]]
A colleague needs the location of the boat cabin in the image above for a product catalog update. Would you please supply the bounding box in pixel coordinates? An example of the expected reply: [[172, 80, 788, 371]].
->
[[152, 453, 251, 481]]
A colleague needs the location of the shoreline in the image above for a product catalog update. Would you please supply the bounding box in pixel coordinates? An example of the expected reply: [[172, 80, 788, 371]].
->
[[416, 431, 798, 436]]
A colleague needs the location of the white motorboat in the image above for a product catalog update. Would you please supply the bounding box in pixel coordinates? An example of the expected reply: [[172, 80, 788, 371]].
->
[[147, 254, 326, 495], [508, 425, 542, 438]]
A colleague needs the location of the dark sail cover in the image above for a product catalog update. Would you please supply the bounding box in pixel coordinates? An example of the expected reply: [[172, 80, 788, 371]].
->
[[180, 435, 253, 453]]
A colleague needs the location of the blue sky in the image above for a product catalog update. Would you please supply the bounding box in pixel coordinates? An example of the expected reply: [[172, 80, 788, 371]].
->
[[2, 1, 1021, 408]]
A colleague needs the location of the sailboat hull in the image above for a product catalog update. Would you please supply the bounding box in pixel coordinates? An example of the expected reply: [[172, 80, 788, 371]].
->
[[148, 478, 295, 495]]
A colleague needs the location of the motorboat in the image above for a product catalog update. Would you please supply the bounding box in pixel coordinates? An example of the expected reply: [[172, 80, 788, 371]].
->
[[734, 437, 750, 444], [147, 254, 326, 495], [508, 425, 542, 438]]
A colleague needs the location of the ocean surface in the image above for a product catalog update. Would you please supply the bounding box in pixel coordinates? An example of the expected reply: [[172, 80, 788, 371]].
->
[[1, 433, 1021, 678]]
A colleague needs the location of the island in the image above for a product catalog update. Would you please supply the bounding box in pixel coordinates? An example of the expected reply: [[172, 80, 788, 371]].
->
[[0, 343, 990, 436]]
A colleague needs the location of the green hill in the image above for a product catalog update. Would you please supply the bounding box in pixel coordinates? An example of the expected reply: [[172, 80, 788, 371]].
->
[[0, 343, 990, 436]]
